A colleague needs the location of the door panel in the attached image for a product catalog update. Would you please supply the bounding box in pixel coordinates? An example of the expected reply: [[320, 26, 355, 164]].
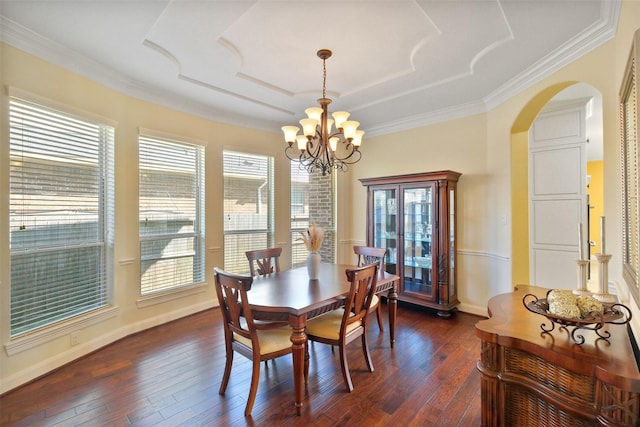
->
[[371, 188, 398, 275], [532, 199, 582, 247], [402, 186, 435, 301], [529, 101, 587, 289]]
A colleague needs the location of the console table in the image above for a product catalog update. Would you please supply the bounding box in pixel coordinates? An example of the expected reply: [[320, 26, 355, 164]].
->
[[475, 285, 640, 426]]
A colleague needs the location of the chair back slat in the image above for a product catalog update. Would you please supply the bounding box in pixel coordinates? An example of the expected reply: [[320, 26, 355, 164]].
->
[[353, 245, 386, 273], [214, 267, 254, 341], [342, 263, 378, 330], [246, 247, 282, 276], [214, 266, 293, 416]]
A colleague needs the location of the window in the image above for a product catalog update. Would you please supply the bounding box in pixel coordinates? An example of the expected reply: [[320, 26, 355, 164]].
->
[[9, 96, 114, 336], [223, 151, 274, 274], [139, 134, 205, 294], [620, 28, 640, 306], [290, 163, 336, 267]]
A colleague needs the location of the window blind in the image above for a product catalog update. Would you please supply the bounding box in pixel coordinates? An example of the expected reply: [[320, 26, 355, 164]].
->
[[139, 135, 205, 294], [9, 97, 114, 336], [623, 76, 638, 273], [291, 163, 311, 267], [223, 151, 274, 274]]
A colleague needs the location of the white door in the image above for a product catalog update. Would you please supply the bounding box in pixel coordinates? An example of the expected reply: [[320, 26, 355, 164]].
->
[[529, 99, 588, 289]]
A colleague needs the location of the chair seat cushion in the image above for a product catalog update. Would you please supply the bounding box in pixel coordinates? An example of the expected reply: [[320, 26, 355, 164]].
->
[[234, 326, 292, 355], [370, 294, 379, 308], [306, 309, 361, 340]]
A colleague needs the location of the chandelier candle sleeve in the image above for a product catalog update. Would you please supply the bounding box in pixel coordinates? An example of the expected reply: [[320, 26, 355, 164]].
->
[[282, 49, 364, 176]]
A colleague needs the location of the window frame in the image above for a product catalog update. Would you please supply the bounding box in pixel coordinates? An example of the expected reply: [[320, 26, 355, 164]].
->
[[620, 29, 640, 307], [8, 89, 115, 338], [222, 150, 275, 274], [138, 130, 206, 297]]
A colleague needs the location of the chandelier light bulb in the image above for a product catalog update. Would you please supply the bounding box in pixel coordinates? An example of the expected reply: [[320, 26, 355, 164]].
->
[[305, 107, 323, 121], [281, 126, 299, 145], [329, 137, 339, 152], [325, 118, 334, 134], [296, 135, 308, 151], [299, 118, 318, 137], [332, 111, 350, 129], [352, 130, 364, 148], [341, 121, 360, 140]]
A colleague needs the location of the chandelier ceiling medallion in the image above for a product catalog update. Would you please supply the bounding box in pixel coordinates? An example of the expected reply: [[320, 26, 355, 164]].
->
[[282, 49, 364, 176]]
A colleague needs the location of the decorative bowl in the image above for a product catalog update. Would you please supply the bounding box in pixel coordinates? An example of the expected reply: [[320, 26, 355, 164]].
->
[[522, 291, 631, 344]]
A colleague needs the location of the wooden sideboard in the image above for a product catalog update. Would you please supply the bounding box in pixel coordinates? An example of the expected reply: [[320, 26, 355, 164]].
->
[[475, 285, 640, 426]]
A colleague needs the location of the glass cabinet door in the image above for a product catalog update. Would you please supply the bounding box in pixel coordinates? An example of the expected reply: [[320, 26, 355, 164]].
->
[[372, 188, 397, 274], [403, 186, 435, 301], [362, 170, 460, 316]]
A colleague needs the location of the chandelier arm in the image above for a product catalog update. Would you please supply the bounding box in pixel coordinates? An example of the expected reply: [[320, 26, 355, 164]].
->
[[324, 138, 333, 169], [307, 135, 324, 159], [331, 158, 348, 172], [332, 146, 361, 164], [284, 145, 300, 162]]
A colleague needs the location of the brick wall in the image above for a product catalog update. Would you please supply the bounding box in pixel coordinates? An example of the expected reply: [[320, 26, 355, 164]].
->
[[307, 170, 335, 263]]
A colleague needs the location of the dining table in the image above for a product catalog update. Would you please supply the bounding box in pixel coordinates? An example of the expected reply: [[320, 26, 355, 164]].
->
[[247, 262, 400, 415]]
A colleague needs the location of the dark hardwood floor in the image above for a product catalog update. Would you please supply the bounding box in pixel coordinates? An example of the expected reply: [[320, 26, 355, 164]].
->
[[1, 304, 484, 426]]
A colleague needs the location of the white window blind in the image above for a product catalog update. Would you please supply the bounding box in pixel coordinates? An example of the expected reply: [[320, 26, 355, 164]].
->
[[291, 163, 311, 267], [223, 151, 274, 274], [139, 135, 205, 294], [9, 97, 114, 336]]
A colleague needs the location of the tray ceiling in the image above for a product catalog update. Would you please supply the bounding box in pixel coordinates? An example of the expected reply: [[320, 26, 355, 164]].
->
[[0, 0, 620, 136]]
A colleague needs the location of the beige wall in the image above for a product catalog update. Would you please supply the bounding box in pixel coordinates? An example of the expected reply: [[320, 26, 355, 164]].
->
[[0, 43, 290, 393], [353, 1, 640, 323], [2, 0, 640, 394]]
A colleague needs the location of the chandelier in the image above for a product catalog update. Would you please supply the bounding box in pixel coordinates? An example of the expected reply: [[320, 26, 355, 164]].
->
[[282, 49, 364, 176]]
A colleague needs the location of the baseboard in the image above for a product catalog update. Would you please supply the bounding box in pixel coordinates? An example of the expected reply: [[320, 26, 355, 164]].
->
[[1, 300, 216, 395], [457, 302, 488, 318]]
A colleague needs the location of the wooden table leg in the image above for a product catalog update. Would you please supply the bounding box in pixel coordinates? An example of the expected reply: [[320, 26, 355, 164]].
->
[[387, 284, 398, 348], [289, 314, 307, 415]]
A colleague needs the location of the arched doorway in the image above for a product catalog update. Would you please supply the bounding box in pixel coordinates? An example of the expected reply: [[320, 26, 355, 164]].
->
[[511, 82, 604, 286]]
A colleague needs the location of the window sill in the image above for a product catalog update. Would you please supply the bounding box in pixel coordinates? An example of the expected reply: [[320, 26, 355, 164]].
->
[[5, 305, 120, 356], [136, 282, 208, 308]]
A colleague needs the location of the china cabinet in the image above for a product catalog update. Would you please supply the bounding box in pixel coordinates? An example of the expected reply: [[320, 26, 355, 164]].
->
[[360, 170, 461, 316]]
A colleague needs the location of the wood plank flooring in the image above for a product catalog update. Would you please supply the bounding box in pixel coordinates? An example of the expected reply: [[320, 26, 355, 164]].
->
[[1, 304, 484, 426]]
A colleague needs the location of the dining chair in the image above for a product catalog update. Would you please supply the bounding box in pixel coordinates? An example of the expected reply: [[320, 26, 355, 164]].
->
[[353, 245, 387, 332], [304, 262, 379, 392], [245, 247, 282, 276], [214, 267, 293, 416]]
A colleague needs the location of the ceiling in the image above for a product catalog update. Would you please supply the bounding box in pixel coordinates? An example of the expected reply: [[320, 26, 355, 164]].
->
[[0, 1, 620, 139]]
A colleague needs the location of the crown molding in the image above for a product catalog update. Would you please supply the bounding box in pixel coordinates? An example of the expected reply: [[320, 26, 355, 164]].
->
[[0, 16, 277, 134], [365, 100, 487, 137], [0, 0, 622, 138], [483, 0, 621, 111]]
